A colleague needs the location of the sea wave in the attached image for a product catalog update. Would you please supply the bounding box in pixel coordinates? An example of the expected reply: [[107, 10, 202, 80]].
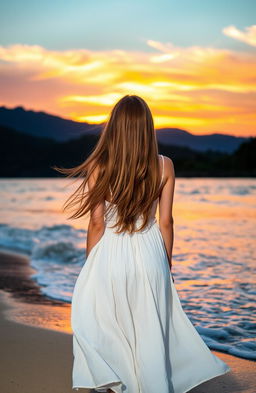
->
[[0, 221, 255, 361]]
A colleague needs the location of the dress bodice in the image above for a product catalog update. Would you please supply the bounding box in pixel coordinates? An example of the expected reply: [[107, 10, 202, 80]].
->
[[104, 198, 158, 232]]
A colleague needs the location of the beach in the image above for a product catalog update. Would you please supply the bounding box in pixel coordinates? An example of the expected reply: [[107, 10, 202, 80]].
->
[[0, 248, 255, 393]]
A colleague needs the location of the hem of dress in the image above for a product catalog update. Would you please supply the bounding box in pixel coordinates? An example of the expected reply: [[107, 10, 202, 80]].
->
[[182, 365, 231, 393], [72, 367, 230, 392], [72, 388, 119, 393], [72, 379, 120, 393]]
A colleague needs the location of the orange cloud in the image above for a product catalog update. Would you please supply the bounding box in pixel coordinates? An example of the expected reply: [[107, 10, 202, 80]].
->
[[0, 40, 255, 136], [223, 24, 256, 47]]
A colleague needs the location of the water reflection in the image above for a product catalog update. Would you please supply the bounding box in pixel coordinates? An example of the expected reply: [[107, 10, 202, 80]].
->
[[0, 177, 255, 359]]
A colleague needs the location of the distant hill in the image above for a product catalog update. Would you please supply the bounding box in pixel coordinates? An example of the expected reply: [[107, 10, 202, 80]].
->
[[0, 125, 98, 177], [0, 106, 101, 142], [0, 124, 255, 177], [0, 106, 249, 153], [156, 128, 247, 154]]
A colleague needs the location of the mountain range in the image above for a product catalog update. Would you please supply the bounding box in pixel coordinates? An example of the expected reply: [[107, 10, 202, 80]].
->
[[0, 106, 249, 153]]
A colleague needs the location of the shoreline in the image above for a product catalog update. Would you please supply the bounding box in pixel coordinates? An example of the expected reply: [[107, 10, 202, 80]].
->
[[0, 248, 255, 392], [0, 247, 71, 333], [0, 247, 65, 305]]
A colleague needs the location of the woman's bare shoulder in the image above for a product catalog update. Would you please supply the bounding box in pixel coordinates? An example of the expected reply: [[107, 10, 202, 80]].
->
[[161, 155, 175, 180]]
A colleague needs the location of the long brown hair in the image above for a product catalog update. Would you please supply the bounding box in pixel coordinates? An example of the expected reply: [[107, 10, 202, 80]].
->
[[53, 95, 163, 234]]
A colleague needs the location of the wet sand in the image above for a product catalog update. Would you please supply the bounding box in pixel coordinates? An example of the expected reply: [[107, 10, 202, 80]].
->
[[0, 249, 255, 393]]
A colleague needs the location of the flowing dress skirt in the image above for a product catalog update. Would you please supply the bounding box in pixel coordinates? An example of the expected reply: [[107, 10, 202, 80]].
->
[[71, 216, 230, 393]]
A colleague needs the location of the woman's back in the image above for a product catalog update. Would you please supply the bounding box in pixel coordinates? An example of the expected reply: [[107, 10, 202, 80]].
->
[[105, 154, 166, 228]]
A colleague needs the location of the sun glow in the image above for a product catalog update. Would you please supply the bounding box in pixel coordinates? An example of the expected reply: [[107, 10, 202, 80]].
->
[[0, 30, 256, 136]]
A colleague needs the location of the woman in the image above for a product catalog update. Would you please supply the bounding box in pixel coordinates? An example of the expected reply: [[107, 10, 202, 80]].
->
[[54, 95, 230, 393]]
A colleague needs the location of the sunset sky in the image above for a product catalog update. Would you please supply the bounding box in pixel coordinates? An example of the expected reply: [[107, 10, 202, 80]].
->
[[0, 0, 256, 136]]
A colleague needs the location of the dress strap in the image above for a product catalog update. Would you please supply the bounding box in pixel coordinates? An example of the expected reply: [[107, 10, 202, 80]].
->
[[159, 154, 164, 188]]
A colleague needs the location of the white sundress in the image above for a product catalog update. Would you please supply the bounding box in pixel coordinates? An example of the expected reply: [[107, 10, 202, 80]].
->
[[71, 155, 231, 393]]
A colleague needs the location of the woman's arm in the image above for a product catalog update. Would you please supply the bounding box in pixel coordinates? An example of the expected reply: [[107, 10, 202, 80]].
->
[[86, 210, 105, 258], [158, 156, 175, 275], [86, 164, 105, 258]]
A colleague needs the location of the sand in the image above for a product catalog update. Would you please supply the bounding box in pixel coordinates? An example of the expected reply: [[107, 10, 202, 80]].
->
[[0, 249, 255, 393]]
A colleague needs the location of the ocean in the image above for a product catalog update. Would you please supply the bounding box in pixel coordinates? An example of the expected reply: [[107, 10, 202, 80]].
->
[[0, 177, 255, 360]]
